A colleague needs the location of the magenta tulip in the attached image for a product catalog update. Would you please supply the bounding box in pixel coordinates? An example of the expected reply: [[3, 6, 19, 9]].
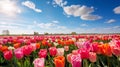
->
[[38, 49, 47, 58], [49, 47, 57, 56], [71, 54, 82, 67], [91, 42, 99, 52]]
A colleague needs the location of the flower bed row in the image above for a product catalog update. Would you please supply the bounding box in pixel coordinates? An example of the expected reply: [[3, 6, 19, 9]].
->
[[0, 35, 120, 67]]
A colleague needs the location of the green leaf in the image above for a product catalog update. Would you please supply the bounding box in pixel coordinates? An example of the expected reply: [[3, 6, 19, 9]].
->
[[17, 62, 21, 67]]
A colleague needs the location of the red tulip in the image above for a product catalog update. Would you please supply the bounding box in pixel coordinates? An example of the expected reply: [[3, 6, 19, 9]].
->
[[91, 42, 99, 52], [4, 50, 13, 60], [23, 45, 33, 56], [38, 49, 47, 58], [49, 47, 57, 56], [78, 48, 89, 59]]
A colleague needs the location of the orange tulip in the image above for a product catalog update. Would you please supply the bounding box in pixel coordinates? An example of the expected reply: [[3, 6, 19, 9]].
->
[[36, 43, 40, 49], [60, 41, 65, 46], [14, 43, 20, 49], [54, 56, 65, 67], [99, 44, 112, 57], [1, 46, 8, 52], [47, 43, 52, 47], [69, 39, 74, 45], [42, 40, 47, 46], [102, 44, 112, 57], [13, 39, 17, 44], [65, 41, 70, 46]]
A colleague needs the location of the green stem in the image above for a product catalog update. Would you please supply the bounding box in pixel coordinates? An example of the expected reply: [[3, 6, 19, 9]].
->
[[117, 56, 120, 67], [83, 59, 88, 67], [107, 57, 110, 67], [20, 59, 23, 67], [91, 63, 94, 67]]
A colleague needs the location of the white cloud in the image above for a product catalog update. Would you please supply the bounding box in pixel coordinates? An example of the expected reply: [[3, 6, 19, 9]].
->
[[0, 25, 18, 29], [0, 21, 35, 34], [81, 14, 102, 20], [0, 21, 27, 27], [53, 0, 67, 7], [0, 21, 35, 31], [52, 20, 59, 23], [0, 0, 21, 17], [47, 1, 50, 4], [106, 19, 116, 23], [113, 26, 120, 29], [63, 5, 101, 20], [57, 26, 66, 29], [22, 1, 42, 13], [34, 21, 66, 29], [37, 23, 56, 29], [114, 6, 120, 14], [63, 5, 94, 16], [81, 24, 88, 26]]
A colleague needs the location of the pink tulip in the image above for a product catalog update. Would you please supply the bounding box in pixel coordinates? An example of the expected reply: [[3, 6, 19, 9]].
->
[[75, 42, 84, 49], [49, 47, 57, 56], [38, 49, 47, 58], [67, 53, 72, 63], [64, 46, 69, 51], [71, 54, 82, 67], [89, 52, 97, 63], [83, 41, 91, 51], [72, 50, 78, 55], [31, 43, 37, 51], [0, 45, 2, 50], [23, 45, 33, 56], [14, 48, 24, 59], [56, 48, 64, 56], [111, 46, 120, 56], [4, 50, 13, 60], [33, 58, 45, 67]]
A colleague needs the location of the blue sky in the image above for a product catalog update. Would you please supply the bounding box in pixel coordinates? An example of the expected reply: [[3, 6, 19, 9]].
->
[[0, 0, 120, 34]]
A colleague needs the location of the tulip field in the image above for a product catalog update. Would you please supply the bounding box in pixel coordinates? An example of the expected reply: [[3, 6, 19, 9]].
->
[[0, 35, 120, 67]]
